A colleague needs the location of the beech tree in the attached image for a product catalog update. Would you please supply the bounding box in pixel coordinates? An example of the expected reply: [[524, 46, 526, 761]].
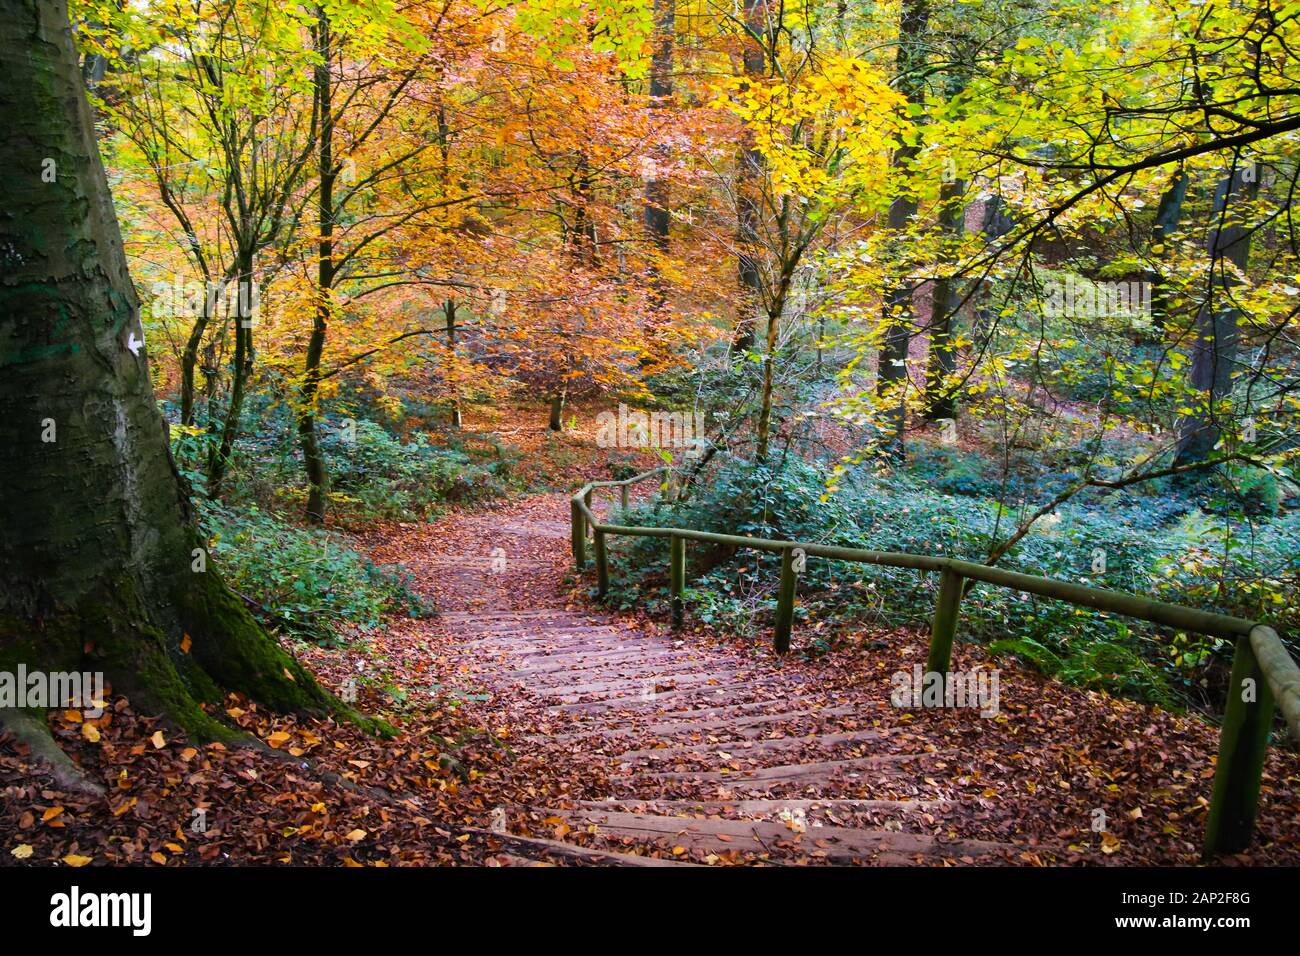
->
[[0, 0, 346, 786]]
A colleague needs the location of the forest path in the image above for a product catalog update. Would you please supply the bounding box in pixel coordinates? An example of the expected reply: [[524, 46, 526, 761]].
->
[[369, 491, 1023, 866]]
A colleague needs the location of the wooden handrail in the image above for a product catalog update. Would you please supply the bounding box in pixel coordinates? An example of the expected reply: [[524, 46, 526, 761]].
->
[[570, 468, 1300, 858]]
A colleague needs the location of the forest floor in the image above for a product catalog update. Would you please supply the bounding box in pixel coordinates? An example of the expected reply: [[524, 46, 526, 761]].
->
[[3, 412, 1299, 866]]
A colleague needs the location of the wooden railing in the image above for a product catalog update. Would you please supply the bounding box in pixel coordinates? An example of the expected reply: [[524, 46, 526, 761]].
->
[[570, 467, 1300, 858]]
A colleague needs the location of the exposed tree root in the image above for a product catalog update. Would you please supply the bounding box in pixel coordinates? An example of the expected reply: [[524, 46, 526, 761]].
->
[[0, 708, 105, 798]]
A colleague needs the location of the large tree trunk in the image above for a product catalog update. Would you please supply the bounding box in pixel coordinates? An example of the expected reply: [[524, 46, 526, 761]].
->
[[0, 0, 338, 752], [1174, 164, 1258, 466]]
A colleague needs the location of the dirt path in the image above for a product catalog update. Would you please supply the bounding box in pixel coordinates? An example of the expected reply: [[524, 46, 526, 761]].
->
[[356, 490, 1300, 866]]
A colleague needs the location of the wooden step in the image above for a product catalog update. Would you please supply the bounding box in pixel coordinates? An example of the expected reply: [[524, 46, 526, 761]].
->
[[538, 810, 1012, 864]]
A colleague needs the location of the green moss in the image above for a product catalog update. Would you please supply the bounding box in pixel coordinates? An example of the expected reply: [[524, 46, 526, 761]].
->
[[175, 562, 332, 713], [174, 556, 389, 734], [0, 613, 82, 675], [0, 542, 389, 743]]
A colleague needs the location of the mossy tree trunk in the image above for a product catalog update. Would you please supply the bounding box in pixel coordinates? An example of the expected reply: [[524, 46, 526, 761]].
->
[[0, 0, 338, 750]]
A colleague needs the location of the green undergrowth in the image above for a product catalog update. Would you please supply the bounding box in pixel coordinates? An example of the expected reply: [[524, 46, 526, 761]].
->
[[600, 456, 1299, 713]]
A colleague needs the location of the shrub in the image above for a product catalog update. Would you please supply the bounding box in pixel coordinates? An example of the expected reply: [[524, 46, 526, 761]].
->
[[316, 416, 507, 521], [198, 498, 430, 644], [601, 456, 1297, 710]]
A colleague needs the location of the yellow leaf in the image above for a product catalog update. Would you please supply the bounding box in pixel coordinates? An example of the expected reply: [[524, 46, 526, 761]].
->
[[150, 731, 166, 749], [180, 633, 192, 654], [150, 852, 167, 865], [266, 731, 292, 749], [62, 854, 92, 867], [10, 844, 33, 859], [81, 723, 101, 743], [346, 829, 367, 842], [41, 807, 64, 823]]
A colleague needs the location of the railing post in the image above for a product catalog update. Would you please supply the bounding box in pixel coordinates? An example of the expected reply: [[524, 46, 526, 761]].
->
[[1204, 636, 1276, 857], [926, 566, 963, 676], [620, 483, 629, 512], [583, 488, 594, 539], [773, 546, 797, 653], [670, 534, 685, 629], [594, 529, 609, 597], [570, 497, 586, 568]]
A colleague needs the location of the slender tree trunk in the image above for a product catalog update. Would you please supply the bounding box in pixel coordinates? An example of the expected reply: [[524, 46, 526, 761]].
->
[[445, 299, 463, 429], [0, 0, 337, 754], [877, 0, 931, 458], [1147, 168, 1189, 330], [732, 0, 766, 353], [1175, 164, 1258, 466], [179, 290, 214, 427], [548, 389, 567, 431], [924, 177, 966, 421], [755, 308, 780, 459], [300, 9, 334, 525], [643, 0, 674, 276], [641, 0, 676, 366], [207, 251, 254, 496], [971, 193, 1012, 350]]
